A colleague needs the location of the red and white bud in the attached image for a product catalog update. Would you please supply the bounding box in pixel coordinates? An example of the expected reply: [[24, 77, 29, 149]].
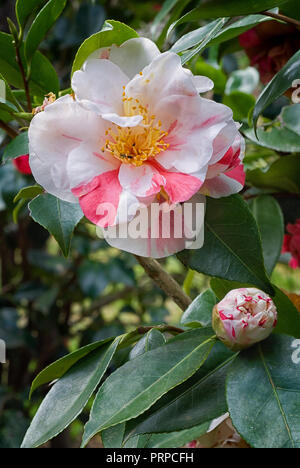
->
[[212, 288, 277, 351]]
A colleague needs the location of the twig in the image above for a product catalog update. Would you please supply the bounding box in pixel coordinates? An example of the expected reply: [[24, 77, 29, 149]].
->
[[0, 120, 18, 138], [15, 45, 32, 112], [134, 255, 192, 311], [261, 10, 300, 28]]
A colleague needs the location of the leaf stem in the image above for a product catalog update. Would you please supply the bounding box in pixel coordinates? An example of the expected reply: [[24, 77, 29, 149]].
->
[[14, 42, 32, 113], [134, 255, 192, 311], [261, 10, 300, 28], [0, 120, 18, 139]]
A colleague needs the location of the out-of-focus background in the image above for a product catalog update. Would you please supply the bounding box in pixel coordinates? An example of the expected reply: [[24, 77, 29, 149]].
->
[[0, 0, 299, 448]]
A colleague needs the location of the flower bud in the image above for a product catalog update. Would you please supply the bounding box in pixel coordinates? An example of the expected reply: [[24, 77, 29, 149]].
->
[[212, 288, 277, 351], [13, 154, 32, 175]]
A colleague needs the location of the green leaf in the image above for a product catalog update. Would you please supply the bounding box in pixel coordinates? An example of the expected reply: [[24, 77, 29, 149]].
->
[[249, 195, 284, 275], [180, 19, 228, 65], [25, 0, 67, 64], [179, 195, 273, 295], [246, 155, 300, 194], [82, 328, 216, 447], [210, 278, 300, 339], [30, 337, 115, 398], [152, 0, 192, 35], [129, 329, 166, 360], [126, 341, 235, 436], [223, 91, 255, 121], [208, 13, 275, 46], [282, 104, 300, 136], [28, 194, 83, 257], [171, 19, 227, 54], [102, 423, 126, 449], [0, 32, 59, 98], [72, 20, 138, 75], [144, 423, 210, 448], [227, 334, 300, 448], [244, 126, 300, 153], [21, 339, 120, 448], [2, 132, 29, 163], [14, 185, 44, 204], [181, 289, 217, 328], [16, 0, 47, 29], [253, 50, 300, 130], [173, 0, 290, 26], [0, 72, 23, 111]]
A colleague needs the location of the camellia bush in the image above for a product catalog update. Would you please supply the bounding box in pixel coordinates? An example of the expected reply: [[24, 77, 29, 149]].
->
[[1, 0, 300, 450]]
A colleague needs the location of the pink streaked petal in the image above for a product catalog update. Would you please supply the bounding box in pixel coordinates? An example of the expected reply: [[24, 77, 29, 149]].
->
[[226, 164, 246, 185], [119, 163, 162, 198], [72, 170, 122, 227], [158, 170, 202, 204]]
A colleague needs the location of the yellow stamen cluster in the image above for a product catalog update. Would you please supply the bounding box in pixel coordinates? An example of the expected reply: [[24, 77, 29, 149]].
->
[[103, 90, 169, 167]]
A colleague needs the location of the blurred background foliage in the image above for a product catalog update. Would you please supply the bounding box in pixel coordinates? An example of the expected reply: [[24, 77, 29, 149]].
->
[[0, 0, 299, 448]]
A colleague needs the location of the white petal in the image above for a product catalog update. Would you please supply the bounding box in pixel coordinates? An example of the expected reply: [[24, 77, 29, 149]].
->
[[29, 96, 103, 201], [72, 59, 129, 115], [101, 113, 143, 127], [193, 75, 214, 93], [67, 143, 119, 190], [118, 163, 161, 198], [109, 38, 161, 79], [125, 52, 199, 107]]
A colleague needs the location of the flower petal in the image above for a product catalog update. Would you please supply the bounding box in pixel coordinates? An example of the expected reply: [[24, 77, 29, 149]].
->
[[193, 75, 214, 93], [201, 164, 246, 198], [72, 59, 129, 115], [29, 96, 103, 201], [118, 163, 162, 198], [103, 193, 206, 258], [101, 113, 143, 127], [67, 143, 119, 190]]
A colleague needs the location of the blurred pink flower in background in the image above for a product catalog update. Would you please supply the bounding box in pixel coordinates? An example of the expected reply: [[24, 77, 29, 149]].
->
[[282, 220, 300, 269], [13, 155, 32, 175]]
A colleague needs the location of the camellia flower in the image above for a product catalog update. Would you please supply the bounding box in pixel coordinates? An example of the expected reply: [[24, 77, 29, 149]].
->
[[28, 37, 245, 258], [239, 22, 300, 85], [13, 154, 32, 175], [282, 220, 300, 269], [212, 288, 277, 351]]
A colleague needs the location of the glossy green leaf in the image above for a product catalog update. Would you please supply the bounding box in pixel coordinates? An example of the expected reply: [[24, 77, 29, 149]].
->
[[249, 195, 284, 275], [129, 329, 166, 360], [179, 195, 273, 295], [72, 20, 138, 75], [2, 132, 29, 163], [172, 0, 290, 27], [227, 334, 300, 448], [208, 13, 275, 46], [181, 289, 217, 328], [171, 19, 227, 54], [14, 185, 44, 204], [126, 341, 235, 436], [282, 104, 300, 136], [152, 0, 191, 34], [21, 339, 120, 448], [29, 194, 83, 257], [253, 50, 300, 130], [225, 68, 259, 95], [246, 155, 300, 194], [244, 126, 300, 153], [181, 19, 228, 65], [0, 32, 59, 98], [25, 0, 67, 63], [82, 328, 216, 447], [102, 423, 126, 449], [210, 278, 300, 339], [30, 337, 115, 398], [16, 0, 47, 29], [144, 423, 210, 448]]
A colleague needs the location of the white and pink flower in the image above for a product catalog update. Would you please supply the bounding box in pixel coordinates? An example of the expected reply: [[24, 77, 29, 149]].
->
[[28, 37, 245, 258], [212, 288, 277, 351]]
